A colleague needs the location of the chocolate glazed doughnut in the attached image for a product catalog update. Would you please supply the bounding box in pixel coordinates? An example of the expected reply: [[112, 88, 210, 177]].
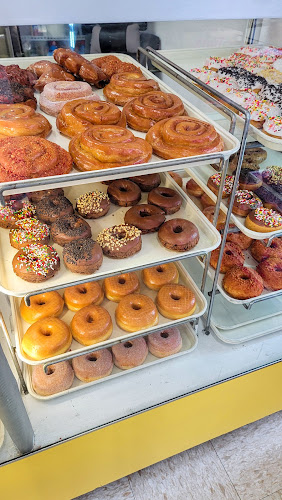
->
[[107, 179, 141, 207], [124, 204, 166, 234], [63, 238, 103, 274], [158, 218, 200, 251], [50, 214, 92, 246], [36, 196, 74, 224], [128, 173, 161, 192], [148, 187, 182, 215]]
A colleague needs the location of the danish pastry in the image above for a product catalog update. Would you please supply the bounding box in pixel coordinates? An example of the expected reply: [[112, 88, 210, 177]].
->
[[0, 103, 51, 138], [103, 72, 160, 106]]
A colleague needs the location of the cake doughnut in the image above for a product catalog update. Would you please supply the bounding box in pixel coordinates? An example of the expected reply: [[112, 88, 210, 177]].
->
[[147, 327, 182, 357], [32, 361, 74, 396], [201, 192, 215, 208], [250, 238, 282, 262], [210, 242, 244, 273], [207, 173, 234, 198], [64, 281, 104, 311], [12, 243, 60, 283], [222, 266, 264, 299], [29, 188, 64, 204], [0, 200, 36, 229], [142, 263, 179, 290], [257, 257, 282, 291], [128, 173, 161, 192], [239, 169, 262, 191], [124, 204, 165, 234], [76, 191, 110, 219], [156, 284, 196, 319], [96, 224, 142, 258], [202, 207, 226, 230], [226, 231, 253, 250], [63, 238, 103, 274], [245, 207, 282, 233], [72, 349, 113, 382], [158, 218, 199, 251], [107, 179, 141, 207], [71, 305, 112, 345], [112, 337, 148, 370], [20, 291, 64, 323], [39, 81, 95, 116], [104, 272, 140, 302], [9, 218, 50, 249], [186, 179, 204, 198], [21, 317, 72, 360], [169, 171, 183, 188], [36, 196, 74, 225], [50, 214, 92, 246], [231, 190, 263, 216], [115, 293, 158, 332], [148, 187, 182, 215]]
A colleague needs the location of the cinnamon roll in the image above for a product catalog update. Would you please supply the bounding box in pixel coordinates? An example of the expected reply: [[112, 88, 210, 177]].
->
[[103, 72, 160, 106], [0, 104, 51, 138]]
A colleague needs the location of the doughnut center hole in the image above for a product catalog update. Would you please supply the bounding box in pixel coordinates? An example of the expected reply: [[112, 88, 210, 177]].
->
[[161, 332, 169, 338], [87, 355, 97, 362], [241, 275, 249, 280], [275, 266, 282, 272], [171, 294, 180, 301], [46, 367, 54, 375], [173, 226, 183, 233], [140, 210, 150, 217], [119, 187, 128, 192], [161, 193, 173, 198], [124, 342, 133, 348], [86, 314, 94, 323], [156, 266, 164, 273], [117, 232, 125, 240], [132, 303, 141, 310], [225, 250, 232, 255], [78, 287, 87, 294], [43, 331, 51, 336], [118, 278, 126, 285], [37, 301, 45, 306]]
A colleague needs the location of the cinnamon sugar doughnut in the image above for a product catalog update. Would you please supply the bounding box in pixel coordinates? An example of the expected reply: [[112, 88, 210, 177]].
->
[[226, 231, 252, 250], [32, 361, 74, 396], [147, 327, 182, 357], [112, 337, 148, 370], [71, 305, 112, 345], [142, 263, 179, 290], [72, 349, 113, 382], [156, 284, 196, 319], [104, 272, 140, 302], [210, 242, 244, 273], [222, 266, 264, 299], [64, 282, 104, 311], [20, 291, 64, 323]]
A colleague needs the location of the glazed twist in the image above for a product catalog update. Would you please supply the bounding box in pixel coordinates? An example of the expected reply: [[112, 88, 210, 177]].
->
[[146, 116, 224, 159], [0, 103, 51, 138], [103, 72, 160, 106], [57, 99, 126, 137], [69, 125, 152, 171], [28, 61, 75, 92], [53, 48, 108, 87]]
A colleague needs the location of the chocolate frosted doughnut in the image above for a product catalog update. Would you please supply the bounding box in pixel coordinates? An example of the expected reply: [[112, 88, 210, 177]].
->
[[76, 191, 110, 219], [107, 179, 141, 207], [128, 173, 161, 192], [50, 214, 91, 246], [29, 188, 64, 204], [96, 224, 142, 258], [63, 238, 103, 274], [36, 196, 73, 224], [158, 218, 199, 251], [124, 204, 165, 234], [148, 187, 182, 214]]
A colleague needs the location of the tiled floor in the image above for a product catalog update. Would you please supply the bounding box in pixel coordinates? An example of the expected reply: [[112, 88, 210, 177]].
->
[[75, 411, 282, 500]]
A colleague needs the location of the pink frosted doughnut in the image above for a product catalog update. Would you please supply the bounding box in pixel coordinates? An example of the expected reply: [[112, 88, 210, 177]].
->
[[72, 349, 113, 382], [39, 81, 100, 116], [112, 337, 148, 370], [147, 327, 182, 358], [32, 361, 74, 396]]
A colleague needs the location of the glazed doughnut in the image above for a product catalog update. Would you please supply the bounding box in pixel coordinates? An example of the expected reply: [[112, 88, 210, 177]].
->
[[63, 238, 103, 274], [64, 281, 104, 311], [245, 207, 282, 233], [72, 349, 113, 382], [128, 173, 161, 192], [115, 293, 158, 332], [200, 192, 215, 209], [112, 337, 148, 370], [36, 196, 74, 225], [32, 361, 74, 396], [71, 305, 112, 345], [0, 103, 52, 138], [40, 81, 96, 116], [231, 190, 263, 216], [107, 179, 141, 207], [148, 187, 182, 215], [257, 257, 282, 291], [202, 207, 226, 230], [124, 204, 165, 234], [210, 242, 244, 273], [186, 179, 204, 198], [103, 72, 160, 106], [20, 291, 64, 323], [96, 224, 142, 259], [13, 244, 60, 283], [76, 191, 110, 219], [9, 218, 50, 249], [250, 238, 282, 262], [0, 200, 36, 229], [50, 214, 92, 246], [222, 266, 264, 299], [147, 327, 182, 358], [21, 317, 72, 360], [142, 263, 179, 290], [169, 171, 183, 188], [29, 188, 64, 204], [158, 218, 199, 251], [239, 169, 262, 191], [207, 173, 234, 198], [104, 272, 140, 302], [226, 231, 253, 250], [156, 284, 196, 319]]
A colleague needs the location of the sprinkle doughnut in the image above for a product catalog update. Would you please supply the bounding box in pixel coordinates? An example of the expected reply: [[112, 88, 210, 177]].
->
[[158, 218, 199, 251], [231, 190, 263, 217], [124, 204, 165, 234], [36, 196, 74, 225], [104, 272, 140, 302], [96, 224, 142, 259], [222, 266, 264, 299], [250, 237, 282, 262], [142, 263, 179, 290], [0, 200, 36, 229], [20, 291, 64, 323], [12, 243, 60, 282], [257, 257, 282, 291], [63, 238, 103, 274], [76, 191, 110, 219], [32, 361, 74, 396], [29, 188, 64, 204], [107, 179, 141, 207], [21, 317, 72, 360], [147, 327, 182, 357], [226, 231, 253, 250], [207, 173, 234, 198], [71, 305, 112, 345], [50, 214, 91, 246], [156, 284, 196, 319], [245, 207, 282, 233], [186, 178, 204, 198], [64, 281, 104, 311], [210, 242, 245, 273], [263, 116, 282, 138], [148, 187, 182, 215], [9, 218, 50, 249], [72, 349, 113, 382], [115, 293, 158, 332], [112, 337, 148, 369], [128, 173, 161, 192]]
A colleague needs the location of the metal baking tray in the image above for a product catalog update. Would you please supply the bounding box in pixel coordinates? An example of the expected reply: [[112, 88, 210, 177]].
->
[[0, 173, 220, 297], [0, 53, 239, 199], [11, 261, 206, 367], [24, 322, 197, 400]]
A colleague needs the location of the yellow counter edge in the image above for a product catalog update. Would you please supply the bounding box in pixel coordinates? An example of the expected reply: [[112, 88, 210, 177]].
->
[[1, 362, 282, 500]]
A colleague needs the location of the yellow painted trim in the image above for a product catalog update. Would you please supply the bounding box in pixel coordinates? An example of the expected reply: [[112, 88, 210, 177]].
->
[[1, 362, 282, 500]]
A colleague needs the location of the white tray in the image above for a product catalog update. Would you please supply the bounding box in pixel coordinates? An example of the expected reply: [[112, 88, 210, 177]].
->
[[0, 53, 239, 198], [0, 173, 220, 297], [12, 261, 206, 367], [211, 316, 282, 344], [24, 322, 197, 400]]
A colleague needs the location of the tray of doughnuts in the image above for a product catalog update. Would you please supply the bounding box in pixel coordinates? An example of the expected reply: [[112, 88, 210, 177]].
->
[[11, 261, 205, 368]]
